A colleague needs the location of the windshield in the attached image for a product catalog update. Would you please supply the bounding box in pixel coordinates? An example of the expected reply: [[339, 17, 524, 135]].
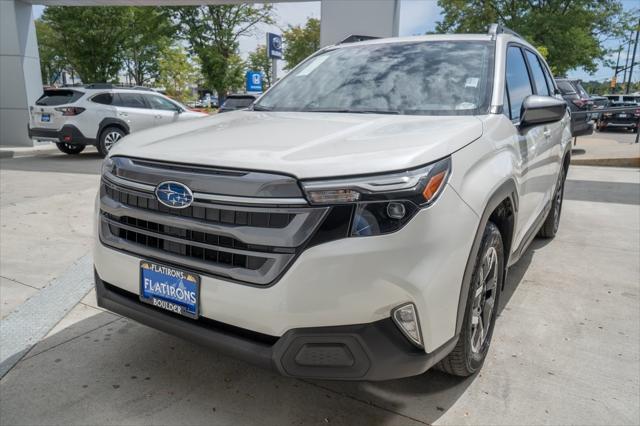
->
[[255, 41, 494, 115], [223, 97, 255, 109]]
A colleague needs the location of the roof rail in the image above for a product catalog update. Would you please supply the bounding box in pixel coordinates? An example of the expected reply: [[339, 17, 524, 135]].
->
[[83, 83, 155, 92], [339, 35, 380, 44], [487, 23, 523, 40]]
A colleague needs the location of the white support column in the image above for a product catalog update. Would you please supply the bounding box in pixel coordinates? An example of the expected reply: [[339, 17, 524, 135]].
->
[[320, 0, 400, 47], [0, 0, 42, 146]]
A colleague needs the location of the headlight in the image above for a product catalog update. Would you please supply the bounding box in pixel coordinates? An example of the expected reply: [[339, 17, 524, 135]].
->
[[302, 157, 450, 237], [101, 157, 115, 175]]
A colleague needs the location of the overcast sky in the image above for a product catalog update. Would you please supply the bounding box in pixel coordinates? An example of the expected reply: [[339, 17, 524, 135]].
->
[[33, 0, 638, 83]]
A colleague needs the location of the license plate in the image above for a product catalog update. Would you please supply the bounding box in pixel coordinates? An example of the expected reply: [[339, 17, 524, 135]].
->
[[618, 113, 627, 118], [41, 114, 50, 122], [140, 261, 199, 319]]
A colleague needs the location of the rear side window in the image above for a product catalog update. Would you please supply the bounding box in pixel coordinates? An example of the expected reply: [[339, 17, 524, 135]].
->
[[113, 93, 148, 109], [505, 46, 533, 121], [35, 90, 84, 106], [556, 81, 576, 95], [91, 93, 113, 105], [525, 51, 551, 96], [622, 96, 640, 103], [146, 95, 179, 111]]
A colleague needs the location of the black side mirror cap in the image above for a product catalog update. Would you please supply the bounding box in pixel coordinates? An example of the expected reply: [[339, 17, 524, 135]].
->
[[519, 95, 566, 128]]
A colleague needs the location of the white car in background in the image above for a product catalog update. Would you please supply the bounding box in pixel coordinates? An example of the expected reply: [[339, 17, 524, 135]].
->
[[28, 84, 207, 156]]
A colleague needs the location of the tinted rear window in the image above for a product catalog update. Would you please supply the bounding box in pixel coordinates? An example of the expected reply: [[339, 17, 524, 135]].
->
[[222, 97, 255, 109], [91, 93, 113, 105], [622, 96, 639, 104], [556, 81, 575, 95], [35, 90, 84, 106]]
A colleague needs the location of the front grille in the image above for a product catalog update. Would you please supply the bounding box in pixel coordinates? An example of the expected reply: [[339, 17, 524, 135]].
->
[[99, 158, 329, 286], [103, 181, 295, 228], [104, 213, 270, 270]]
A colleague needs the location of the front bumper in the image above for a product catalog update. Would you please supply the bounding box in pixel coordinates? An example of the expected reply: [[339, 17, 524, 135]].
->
[[95, 271, 457, 380]]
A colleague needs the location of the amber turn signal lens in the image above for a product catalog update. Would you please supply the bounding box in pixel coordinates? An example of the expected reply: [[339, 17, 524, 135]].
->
[[422, 171, 446, 202]]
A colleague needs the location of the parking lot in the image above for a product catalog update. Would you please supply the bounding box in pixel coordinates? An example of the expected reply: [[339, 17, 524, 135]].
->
[[0, 136, 639, 425]]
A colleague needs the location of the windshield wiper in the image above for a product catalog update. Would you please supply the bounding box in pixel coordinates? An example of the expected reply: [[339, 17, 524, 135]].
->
[[252, 105, 272, 111], [303, 108, 401, 115]]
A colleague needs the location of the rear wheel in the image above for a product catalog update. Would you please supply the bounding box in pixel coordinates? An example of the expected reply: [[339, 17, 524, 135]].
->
[[538, 165, 566, 239], [55, 142, 85, 155], [98, 126, 125, 157], [437, 222, 503, 377]]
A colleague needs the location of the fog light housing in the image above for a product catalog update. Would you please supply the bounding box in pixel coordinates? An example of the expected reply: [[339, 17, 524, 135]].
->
[[392, 303, 424, 348]]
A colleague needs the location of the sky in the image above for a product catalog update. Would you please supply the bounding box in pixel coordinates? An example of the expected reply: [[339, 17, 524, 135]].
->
[[32, 0, 638, 83]]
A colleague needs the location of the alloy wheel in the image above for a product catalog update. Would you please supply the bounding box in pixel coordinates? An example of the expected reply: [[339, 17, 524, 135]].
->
[[470, 245, 498, 354], [104, 131, 123, 151]]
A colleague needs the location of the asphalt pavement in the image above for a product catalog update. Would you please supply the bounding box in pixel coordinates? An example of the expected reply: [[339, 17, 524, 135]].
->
[[0, 142, 638, 425]]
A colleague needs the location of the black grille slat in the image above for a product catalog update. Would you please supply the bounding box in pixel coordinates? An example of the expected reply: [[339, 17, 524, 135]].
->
[[103, 181, 294, 229], [107, 217, 268, 271]]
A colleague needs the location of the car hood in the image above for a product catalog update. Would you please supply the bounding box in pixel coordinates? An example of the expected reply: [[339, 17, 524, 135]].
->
[[109, 111, 484, 179]]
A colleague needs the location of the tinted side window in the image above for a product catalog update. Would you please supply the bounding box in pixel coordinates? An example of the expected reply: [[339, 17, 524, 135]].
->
[[556, 81, 576, 95], [539, 59, 556, 94], [146, 95, 179, 111], [525, 51, 551, 96], [114, 93, 148, 109], [91, 93, 113, 105], [505, 46, 533, 121]]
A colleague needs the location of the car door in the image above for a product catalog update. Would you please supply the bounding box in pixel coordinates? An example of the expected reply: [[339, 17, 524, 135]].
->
[[504, 45, 547, 249], [112, 92, 155, 133], [144, 94, 181, 127], [524, 49, 564, 206]]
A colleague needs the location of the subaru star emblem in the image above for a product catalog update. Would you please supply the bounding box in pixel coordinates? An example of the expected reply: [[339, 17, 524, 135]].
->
[[155, 181, 194, 209]]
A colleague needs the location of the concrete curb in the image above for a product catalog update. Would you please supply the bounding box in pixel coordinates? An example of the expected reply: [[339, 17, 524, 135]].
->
[[571, 157, 640, 168]]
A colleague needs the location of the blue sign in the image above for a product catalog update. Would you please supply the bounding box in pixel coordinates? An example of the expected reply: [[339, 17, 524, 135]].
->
[[246, 71, 263, 92], [267, 32, 283, 59]]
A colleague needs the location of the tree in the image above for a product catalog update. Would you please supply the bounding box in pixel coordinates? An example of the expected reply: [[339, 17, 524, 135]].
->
[[157, 46, 200, 101], [247, 45, 271, 89], [121, 7, 175, 85], [35, 20, 66, 85], [434, 0, 634, 76], [283, 18, 320, 70], [170, 5, 274, 100], [41, 7, 129, 83]]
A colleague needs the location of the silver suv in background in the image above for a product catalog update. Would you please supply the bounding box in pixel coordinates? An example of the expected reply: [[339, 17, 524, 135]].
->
[[28, 84, 207, 156]]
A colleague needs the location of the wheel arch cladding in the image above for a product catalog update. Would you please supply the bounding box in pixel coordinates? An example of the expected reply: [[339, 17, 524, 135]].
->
[[455, 179, 517, 336], [98, 118, 130, 139]]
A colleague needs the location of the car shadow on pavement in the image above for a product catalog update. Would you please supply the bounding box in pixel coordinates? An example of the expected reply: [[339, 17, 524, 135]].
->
[[0, 150, 103, 175], [0, 244, 547, 426]]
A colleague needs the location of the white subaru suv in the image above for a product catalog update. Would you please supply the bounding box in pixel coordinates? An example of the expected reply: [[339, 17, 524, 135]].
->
[[94, 25, 571, 380], [28, 84, 207, 156]]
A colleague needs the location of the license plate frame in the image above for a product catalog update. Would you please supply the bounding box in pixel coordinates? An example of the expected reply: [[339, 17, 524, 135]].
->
[[139, 261, 200, 319]]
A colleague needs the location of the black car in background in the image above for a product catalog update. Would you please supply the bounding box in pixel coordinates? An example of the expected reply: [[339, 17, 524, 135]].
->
[[589, 95, 609, 121], [218, 94, 257, 113], [597, 100, 640, 133], [555, 79, 593, 137]]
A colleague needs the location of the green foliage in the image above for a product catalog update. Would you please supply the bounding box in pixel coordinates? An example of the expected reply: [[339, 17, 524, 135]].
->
[[121, 7, 175, 85], [247, 45, 271, 89], [157, 46, 200, 101], [41, 6, 129, 83], [169, 5, 274, 99], [435, 0, 635, 76], [283, 18, 320, 71], [35, 20, 66, 85]]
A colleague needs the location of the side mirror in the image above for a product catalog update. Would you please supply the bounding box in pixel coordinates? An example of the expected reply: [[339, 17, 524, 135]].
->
[[520, 95, 566, 128]]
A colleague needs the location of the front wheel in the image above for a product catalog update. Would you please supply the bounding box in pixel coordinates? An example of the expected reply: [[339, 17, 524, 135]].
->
[[437, 222, 504, 377], [98, 126, 125, 157], [56, 143, 85, 155]]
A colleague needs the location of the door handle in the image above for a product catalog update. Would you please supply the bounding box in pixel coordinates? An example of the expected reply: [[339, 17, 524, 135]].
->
[[154, 115, 162, 119], [543, 129, 551, 139]]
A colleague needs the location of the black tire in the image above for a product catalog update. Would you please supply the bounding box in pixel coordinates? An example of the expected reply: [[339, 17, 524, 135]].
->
[[538, 165, 567, 239], [55, 142, 85, 155], [437, 222, 504, 377], [98, 126, 125, 157]]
